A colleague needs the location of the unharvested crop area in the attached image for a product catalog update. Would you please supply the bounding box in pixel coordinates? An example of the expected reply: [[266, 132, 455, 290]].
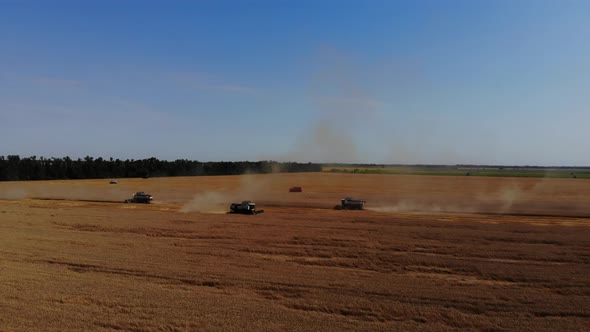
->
[[0, 173, 589, 331]]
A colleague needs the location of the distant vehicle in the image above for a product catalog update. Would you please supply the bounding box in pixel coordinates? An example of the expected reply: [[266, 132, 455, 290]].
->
[[124, 192, 153, 204], [228, 201, 264, 215], [334, 197, 366, 210], [289, 186, 302, 192], [109, 180, 118, 184]]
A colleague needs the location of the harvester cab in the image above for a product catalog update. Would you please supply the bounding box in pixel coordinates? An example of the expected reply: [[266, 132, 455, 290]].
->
[[335, 197, 366, 210], [228, 201, 264, 215]]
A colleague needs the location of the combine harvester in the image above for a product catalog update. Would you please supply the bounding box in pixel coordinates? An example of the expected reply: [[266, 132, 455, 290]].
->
[[334, 197, 366, 210], [124, 192, 153, 204], [228, 201, 264, 215]]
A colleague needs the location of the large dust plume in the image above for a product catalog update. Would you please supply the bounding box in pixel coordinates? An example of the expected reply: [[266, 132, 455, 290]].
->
[[283, 47, 381, 163], [365, 174, 572, 216], [180, 172, 283, 213], [180, 191, 230, 214]]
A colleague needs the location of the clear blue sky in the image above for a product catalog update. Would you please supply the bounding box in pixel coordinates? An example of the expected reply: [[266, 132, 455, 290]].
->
[[1, 0, 589, 165]]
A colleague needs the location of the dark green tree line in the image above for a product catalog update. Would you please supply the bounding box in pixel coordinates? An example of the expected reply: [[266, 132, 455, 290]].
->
[[0, 156, 322, 181]]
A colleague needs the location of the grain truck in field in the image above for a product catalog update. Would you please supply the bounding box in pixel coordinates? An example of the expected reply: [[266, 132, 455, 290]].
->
[[334, 197, 366, 210]]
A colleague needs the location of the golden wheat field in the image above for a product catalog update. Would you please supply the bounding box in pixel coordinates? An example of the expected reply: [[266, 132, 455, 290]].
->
[[0, 173, 589, 331]]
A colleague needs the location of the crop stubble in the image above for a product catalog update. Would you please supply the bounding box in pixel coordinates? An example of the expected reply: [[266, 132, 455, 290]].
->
[[0, 173, 589, 331]]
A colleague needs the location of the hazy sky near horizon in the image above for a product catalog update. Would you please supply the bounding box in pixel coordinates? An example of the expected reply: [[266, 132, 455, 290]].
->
[[1, 0, 589, 165]]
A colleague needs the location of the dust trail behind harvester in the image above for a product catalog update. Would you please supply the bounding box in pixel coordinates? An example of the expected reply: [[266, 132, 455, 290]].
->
[[180, 191, 231, 214], [0, 183, 130, 203], [365, 175, 585, 217], [180, 172, 282, 213], [0, 187, 28, 200], [366, 201, 478, 214]]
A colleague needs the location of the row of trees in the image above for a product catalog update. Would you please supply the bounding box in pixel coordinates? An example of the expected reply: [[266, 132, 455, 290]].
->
[[0, 156, 322, 181]]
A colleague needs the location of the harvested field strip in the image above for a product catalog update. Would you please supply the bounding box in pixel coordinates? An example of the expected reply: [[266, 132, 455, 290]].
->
[[1, 174, 589, 331]]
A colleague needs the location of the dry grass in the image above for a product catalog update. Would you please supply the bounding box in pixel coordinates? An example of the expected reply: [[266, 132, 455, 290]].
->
[[0, 173, 589, 331]]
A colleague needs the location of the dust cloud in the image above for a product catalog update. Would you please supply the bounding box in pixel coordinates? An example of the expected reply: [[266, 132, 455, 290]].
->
[[0, 188, 28, 200], [495, 185, 526, 214], [180, 172, 282, 213], [367, 201, 477, 214], [0, 184, 129, 202], [366, 176, 561, 215], [180, 191, 231, 214], [284, 48, 379, 163]]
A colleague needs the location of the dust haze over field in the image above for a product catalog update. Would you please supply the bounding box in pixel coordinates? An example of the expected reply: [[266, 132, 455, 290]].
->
[[2, 172, 589, 217], [3, 0, 590, 329], [1, 173, 589, 331], [180, 191, 229, 214], [285, 49, 380, 164], [0, 182, 129, 202], [0, 187, 27, 200], [365, 177, 556, 215], [180, 172, 282, 213]]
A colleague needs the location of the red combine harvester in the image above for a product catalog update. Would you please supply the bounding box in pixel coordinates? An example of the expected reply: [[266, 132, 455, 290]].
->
[[289, 187, 303, 192]]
